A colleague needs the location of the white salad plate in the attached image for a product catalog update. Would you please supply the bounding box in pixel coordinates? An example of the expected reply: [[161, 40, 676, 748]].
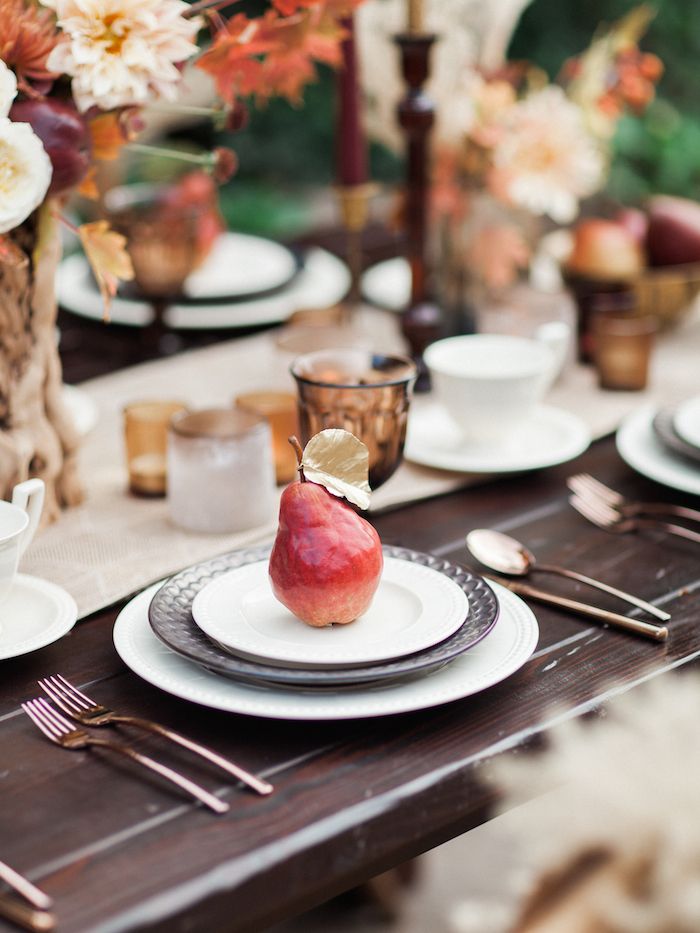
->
[[0, 574, 77, 661], [182, 233, 298, 299], [191, 557, 469, 669], [673, 396, 700, 451], [362, 257, 409, 312], [405, 402, 591, 474], [113, 581, 538, 721], [57, 246, 350, 330], [617, 405, 700, 496]]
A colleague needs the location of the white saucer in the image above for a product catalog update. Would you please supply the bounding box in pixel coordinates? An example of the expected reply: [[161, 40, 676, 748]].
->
[[404, 402, 591, 474], [617, 405, 700, 496], [191, 557, 469, 669], [362, 257, 409, 312], [0, 574, 77, 661], [113, 581, 538, 721], [57, 246, 350, 330], [63, 384, 99, 436], [674, 396, 700, 451]]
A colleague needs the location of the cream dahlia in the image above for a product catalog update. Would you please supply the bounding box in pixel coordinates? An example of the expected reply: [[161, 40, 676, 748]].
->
[[488, 86, 606, 225], [42, 0, 200, 112], [0, 119, 53, 233]]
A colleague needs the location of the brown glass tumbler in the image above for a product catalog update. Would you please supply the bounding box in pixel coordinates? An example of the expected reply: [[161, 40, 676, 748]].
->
[[124, 400, 188, 496], [234, 391, 299, 485], [592, 314, 657, 391], [291, 349, 417, 489]]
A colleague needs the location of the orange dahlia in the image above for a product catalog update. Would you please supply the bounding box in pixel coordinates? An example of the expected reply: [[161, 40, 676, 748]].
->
[[0, 0, 60, 85]]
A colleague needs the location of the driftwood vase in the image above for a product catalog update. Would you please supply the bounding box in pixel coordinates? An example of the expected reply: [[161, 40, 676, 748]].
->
[[0, 206, 83, 522]]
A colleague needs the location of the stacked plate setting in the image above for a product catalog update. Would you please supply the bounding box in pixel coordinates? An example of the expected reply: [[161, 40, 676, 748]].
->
[[114, 546, 540, 720], [617, 396, 700, 496]]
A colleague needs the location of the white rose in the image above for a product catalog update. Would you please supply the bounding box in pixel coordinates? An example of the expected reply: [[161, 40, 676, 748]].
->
[[0, 60, 18, 118], [0, 119, 53, 233]]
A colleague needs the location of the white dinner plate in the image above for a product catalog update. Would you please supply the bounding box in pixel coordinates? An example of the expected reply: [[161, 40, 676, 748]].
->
[[617, 405, 700, 496], [191, 557, 469, 669], [113, 581, 538, 721], [62, 384, 99, 436], [674, 396, 700, 451], [405, 402, 591, 474], [57, 247, 350, 330], [362, 257, 409, 312], [0, 574, 77, 661]]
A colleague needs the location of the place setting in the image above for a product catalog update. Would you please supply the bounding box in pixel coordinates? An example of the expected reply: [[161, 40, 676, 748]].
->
[[113, 429, 540, 720]]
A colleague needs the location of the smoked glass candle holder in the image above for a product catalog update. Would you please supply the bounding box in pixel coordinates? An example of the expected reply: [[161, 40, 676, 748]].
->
[[234, 392, 299, 485], [291, 350, 417, 489], [104, 184, 207, 298], [124, 400, 188, 496], [167, 409, 275, 533], [591, 314, 658, 391]]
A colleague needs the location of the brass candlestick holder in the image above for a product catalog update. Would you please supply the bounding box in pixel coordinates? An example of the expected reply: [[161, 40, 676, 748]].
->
[[335, 182, 378, 315]]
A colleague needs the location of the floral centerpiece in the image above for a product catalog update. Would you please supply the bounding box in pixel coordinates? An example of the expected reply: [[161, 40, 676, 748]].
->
[[431, 6, 662, 297], [0, 0, 362, 520]]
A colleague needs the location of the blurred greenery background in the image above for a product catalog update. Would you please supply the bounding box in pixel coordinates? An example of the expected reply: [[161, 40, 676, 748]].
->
[[157, 1, 700, 235]]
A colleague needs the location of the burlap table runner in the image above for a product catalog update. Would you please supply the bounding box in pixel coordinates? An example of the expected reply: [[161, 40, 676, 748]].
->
[[22, 306, 700, 619]]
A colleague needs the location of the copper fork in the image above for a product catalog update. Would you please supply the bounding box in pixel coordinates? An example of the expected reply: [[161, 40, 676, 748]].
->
[[38, 674, 272, 796], [22, 698, 229, 815], [569, 494, 700, 545], [0, 860, 54, 932], [567, 473, 700, 525]]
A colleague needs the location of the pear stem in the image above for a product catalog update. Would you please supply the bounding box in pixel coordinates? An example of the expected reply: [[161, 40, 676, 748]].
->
[[288, 436, 306, 482]]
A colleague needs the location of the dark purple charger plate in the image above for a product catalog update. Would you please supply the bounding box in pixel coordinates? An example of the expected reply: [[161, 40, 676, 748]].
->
[[148, 545, 500, 689], [652, 406, 700, 466]]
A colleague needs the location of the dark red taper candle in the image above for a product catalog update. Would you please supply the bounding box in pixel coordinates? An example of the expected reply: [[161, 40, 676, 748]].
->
[[336, 16, 368, 187]]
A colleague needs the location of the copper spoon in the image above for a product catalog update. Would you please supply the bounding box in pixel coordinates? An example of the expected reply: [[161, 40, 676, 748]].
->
[[466, 529, 670, 623]]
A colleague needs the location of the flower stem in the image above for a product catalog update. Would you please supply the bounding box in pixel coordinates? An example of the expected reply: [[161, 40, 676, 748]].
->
[[126, 142, 215, 169]]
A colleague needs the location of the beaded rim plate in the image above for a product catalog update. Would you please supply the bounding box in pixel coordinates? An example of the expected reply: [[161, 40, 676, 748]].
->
[[116, 581, 536, 721], [148, 545, 500, 688]]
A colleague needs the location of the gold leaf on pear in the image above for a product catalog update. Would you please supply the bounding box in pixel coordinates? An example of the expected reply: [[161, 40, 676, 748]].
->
[[301, 429, 371, 510]]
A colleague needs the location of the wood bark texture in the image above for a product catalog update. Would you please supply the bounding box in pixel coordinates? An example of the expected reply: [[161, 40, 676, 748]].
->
[[0, 208, 83, 521]]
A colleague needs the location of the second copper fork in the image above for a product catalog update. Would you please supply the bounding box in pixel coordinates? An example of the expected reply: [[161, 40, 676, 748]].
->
[[570, 493, 700, 545], [567, 473, 700, 525], [39, 675, 272, 796]]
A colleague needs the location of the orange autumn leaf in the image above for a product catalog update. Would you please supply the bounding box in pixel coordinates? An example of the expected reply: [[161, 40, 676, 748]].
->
[[78, 221, 134, 319], [196, 13, 275, 104], [77, 167, 99, 199], [89, 112, 129, 161]]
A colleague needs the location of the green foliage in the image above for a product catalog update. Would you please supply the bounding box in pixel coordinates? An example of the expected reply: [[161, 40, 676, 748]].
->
[[510, 0, 700, 202]]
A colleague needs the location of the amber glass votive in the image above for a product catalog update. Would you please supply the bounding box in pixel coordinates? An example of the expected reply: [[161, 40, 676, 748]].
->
[[124, 400, 188, 496], [291, 349, 417, 489], [592, 314, 658, 391], [234, 392, 299, 485]]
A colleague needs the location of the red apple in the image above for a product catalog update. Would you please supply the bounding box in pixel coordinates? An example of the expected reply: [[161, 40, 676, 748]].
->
[[646, 195, 700, 266], [269, 477, 383, 628], [566, 218, 644, 282], [10, 99, 91, 196]]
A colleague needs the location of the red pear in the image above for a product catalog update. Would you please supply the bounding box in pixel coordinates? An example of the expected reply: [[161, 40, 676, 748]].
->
[[10, 99, 91, 196], [268, 446, 383, 628]]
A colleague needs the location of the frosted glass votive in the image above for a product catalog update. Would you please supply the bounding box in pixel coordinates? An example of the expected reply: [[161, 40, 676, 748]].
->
[[167, 409, 275, 533]]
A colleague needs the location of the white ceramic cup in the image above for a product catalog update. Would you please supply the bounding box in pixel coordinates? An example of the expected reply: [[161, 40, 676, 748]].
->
[[0, 479, 45, 605], [424, 326, 569, 444]]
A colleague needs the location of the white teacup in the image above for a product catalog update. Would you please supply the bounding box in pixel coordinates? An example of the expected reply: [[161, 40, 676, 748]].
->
[[424, 326, 569, 445], [0, 479, 45, 605]]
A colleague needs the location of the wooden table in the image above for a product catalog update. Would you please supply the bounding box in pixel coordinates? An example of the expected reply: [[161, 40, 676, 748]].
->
[[3, 428, 699, 932]]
